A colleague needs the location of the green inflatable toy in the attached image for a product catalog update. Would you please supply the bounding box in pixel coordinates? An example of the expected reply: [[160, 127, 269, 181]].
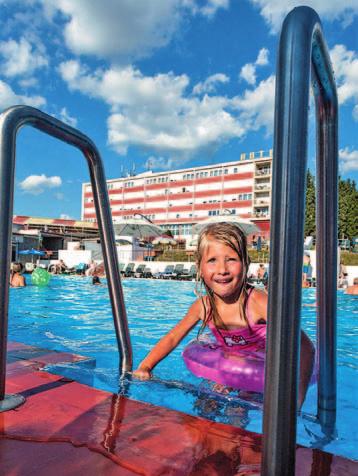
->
[[31, 268, 51, 287]]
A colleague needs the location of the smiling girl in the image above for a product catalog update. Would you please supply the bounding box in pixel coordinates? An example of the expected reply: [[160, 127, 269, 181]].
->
[[133, 222, 314, 407]]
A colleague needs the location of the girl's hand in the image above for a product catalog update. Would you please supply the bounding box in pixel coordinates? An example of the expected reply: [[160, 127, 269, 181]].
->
[[132, 366, 152, 380]]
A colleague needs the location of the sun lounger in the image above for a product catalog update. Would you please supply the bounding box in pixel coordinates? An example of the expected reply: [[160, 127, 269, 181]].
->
[[153, 265, 174, 279], [177, 264, 197, 280]]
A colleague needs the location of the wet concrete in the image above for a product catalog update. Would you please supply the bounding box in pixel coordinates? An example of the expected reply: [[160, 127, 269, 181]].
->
[[1, 342, 357, 475]]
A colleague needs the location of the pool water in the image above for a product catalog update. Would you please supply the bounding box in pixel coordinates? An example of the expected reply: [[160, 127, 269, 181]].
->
[[8, 276, 358, 460]]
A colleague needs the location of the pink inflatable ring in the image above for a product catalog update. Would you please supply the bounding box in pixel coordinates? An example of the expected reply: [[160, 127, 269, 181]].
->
[[183, 339, 266, 393]]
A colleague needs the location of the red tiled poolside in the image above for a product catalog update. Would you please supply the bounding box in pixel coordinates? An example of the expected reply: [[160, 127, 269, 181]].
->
[[1, 342, 357, 475]]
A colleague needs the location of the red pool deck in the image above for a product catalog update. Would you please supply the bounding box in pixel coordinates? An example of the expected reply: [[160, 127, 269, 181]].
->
[[1, 343, 357, 476]]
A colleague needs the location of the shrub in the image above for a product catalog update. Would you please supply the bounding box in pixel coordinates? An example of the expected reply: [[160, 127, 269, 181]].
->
[[340, 252, 358, 266]]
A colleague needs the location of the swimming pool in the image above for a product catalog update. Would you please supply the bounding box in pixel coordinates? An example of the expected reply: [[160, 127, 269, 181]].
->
[[8, 275, 357, 460]]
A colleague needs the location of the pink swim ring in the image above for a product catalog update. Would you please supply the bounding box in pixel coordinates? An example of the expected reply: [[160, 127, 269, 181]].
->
[[183, 338, 317, 393], [183, 338, 266, 393]]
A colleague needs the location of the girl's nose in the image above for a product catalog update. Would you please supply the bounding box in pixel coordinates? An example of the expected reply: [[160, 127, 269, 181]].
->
[[217, 260, 228, 274]]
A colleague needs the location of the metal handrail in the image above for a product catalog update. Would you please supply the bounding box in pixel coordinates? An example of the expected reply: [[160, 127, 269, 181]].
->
[[0, 105, 133, 408], [262, 6, 338, 475]]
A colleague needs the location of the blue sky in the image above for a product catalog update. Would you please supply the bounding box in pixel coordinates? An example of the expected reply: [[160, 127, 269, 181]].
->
[[0, 0, 357, 220]]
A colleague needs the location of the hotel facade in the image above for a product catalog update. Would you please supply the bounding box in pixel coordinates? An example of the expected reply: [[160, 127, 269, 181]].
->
[[81, 149, 273, 245]]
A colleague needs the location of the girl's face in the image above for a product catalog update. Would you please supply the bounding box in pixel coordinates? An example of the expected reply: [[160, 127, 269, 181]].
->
[[200, 239, 243, 301]]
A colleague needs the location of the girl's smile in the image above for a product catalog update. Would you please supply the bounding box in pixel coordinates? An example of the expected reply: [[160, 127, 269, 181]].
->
[[200, 240, 243, 300]]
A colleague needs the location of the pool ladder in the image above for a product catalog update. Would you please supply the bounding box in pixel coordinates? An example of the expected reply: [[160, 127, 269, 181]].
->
[[262, 6, 338, 475], [0, 6, 338, 476], [0, 105, 133, 411]]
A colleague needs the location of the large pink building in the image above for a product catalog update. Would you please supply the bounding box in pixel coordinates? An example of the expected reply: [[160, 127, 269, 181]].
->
[[81, 149, 272, 244]]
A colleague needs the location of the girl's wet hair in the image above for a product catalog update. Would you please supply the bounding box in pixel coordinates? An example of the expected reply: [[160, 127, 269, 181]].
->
[[195, 222, 251, 335]]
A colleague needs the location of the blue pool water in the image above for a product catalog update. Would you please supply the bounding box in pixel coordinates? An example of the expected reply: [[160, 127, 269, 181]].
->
[[8, 275, 358, 460]]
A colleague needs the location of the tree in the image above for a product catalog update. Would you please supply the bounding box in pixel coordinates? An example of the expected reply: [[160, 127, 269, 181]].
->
[[338, 177, 358, 241], [304, 169, 316, 237], [303, 172, 358, 242]]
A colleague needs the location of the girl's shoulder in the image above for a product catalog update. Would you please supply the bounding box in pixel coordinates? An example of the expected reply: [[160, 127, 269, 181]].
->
[[187, 296, 208, 321], [247, 286, 268, 319], [249, 286, 267, 300]]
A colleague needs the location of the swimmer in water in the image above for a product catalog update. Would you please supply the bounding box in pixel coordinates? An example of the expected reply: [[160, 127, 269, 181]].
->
[[133, 222, 314, 408], [10, 262, 26, 287]]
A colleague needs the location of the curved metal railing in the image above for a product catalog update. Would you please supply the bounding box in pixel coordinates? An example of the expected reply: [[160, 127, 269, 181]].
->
[[0, 105, 133, 410], [262, 6, 338, 475]]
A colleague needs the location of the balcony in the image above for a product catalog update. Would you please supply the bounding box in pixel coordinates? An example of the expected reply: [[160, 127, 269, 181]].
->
[[254, 184, 271, 191], [254, 169, 271, 177]]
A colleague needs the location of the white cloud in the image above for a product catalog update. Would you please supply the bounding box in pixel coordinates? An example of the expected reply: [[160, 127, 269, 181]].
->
[[256, 48, 269, 66], [234, 75, 276, 135], [249, 0, 358, 33], [339, 147, 358, 173], [192, 73, 229, 95], [60, 213, 72, 219], [240, 63, 256, 85], [239, 48, 270, 85], [145, 156, 179, 171], [0, 79, 46, 110], [59, 60, 275, 158], [330, 45, 358, 111], [353, 104, 358, 121], [0, 37, 48, 77], [41, 1, 229, 60], [195, 0, 229, 18], [43, 0, 181, 60], [19, 174, 62, 195], [59, 107, 78, 128], [18, 77, 39, 88]]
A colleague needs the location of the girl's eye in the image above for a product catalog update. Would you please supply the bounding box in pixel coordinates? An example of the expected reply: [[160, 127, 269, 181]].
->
[[207, 258, 216, 263]]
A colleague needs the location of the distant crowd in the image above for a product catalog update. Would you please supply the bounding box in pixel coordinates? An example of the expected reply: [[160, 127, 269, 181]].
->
[[9, 256, 358, 294]]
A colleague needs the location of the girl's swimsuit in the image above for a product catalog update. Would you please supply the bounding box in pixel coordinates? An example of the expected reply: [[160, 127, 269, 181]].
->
[[206, 290, 266, 352]]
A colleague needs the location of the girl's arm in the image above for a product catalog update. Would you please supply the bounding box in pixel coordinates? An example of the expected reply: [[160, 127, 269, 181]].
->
[[133, 299, 202, 380]]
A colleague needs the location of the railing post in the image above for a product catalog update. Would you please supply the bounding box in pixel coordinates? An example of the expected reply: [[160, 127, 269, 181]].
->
[[262, 6, 338, 475], [0, 106, 133, 410]]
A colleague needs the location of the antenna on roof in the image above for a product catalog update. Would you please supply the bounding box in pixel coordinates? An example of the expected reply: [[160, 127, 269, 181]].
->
[[146, 159, 152, 171], [120, 165, 124, 177]]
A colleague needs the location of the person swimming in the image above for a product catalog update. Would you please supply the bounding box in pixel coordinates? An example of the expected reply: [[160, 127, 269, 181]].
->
[[10, 262, 26, 287], [133, 222, 315, 408]]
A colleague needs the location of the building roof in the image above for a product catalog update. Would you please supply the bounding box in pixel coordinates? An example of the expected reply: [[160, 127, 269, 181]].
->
[[13, 215, 99, 239]]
